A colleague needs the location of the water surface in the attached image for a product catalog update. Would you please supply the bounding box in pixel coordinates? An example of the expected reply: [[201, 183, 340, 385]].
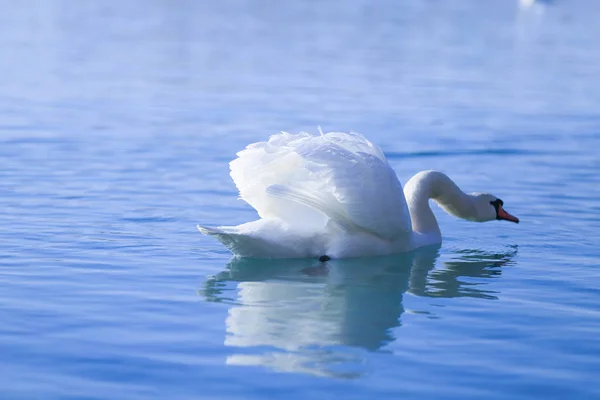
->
[[1, 1, 600, 399]]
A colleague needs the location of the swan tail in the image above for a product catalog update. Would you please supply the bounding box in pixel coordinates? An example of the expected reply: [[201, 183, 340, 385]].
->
[[197, 225, 223, 235], [197, 223, 323, 258], [197, 225, 271, 257]]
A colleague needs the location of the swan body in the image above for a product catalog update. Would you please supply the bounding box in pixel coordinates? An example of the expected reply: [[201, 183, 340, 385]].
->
[[199, 131, 518, 259]]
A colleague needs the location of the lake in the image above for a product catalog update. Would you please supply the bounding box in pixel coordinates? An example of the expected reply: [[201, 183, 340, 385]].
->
[[1, 0, 599, 399]]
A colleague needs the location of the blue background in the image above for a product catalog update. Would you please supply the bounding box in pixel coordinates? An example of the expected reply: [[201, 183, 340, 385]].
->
[[1, 1, 599, 399]]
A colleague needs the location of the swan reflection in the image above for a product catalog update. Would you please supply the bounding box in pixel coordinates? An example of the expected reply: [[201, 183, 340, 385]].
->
[[202, 246, 516, 378]]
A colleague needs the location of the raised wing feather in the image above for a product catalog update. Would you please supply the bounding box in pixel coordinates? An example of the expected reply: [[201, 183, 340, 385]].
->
[[230, 131, 412, 240]]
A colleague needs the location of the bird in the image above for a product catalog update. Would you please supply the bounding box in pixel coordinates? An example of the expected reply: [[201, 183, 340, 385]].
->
[[198, 131, 519, 259]]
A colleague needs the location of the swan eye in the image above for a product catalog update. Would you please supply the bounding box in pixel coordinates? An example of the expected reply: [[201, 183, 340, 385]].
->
[[490, 199, 504, 209]]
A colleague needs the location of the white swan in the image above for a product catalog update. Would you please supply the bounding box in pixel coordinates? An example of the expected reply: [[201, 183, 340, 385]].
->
[[198, 131, 519, 259]]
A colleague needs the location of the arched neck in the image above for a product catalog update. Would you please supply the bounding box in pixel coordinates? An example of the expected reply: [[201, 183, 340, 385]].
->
[[404, 171, 474, 245]]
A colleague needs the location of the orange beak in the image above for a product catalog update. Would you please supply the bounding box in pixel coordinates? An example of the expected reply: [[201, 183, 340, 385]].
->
[[497, 206, 519, 223]]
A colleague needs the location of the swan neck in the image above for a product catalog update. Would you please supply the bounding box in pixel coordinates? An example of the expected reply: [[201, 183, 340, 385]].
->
[[404, 171, 473, 243]]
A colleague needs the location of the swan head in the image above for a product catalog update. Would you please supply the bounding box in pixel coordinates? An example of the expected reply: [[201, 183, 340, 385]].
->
[[471, 194, 520, 223]]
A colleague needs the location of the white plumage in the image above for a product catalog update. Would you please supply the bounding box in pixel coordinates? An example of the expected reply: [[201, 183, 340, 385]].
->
[[199, 131, 518, 258]]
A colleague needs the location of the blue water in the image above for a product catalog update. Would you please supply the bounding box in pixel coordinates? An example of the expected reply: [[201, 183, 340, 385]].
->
[[1, 1, 600, 399]]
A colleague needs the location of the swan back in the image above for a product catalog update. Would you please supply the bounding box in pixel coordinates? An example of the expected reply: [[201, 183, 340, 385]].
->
[[229, 131, 412, 241]]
